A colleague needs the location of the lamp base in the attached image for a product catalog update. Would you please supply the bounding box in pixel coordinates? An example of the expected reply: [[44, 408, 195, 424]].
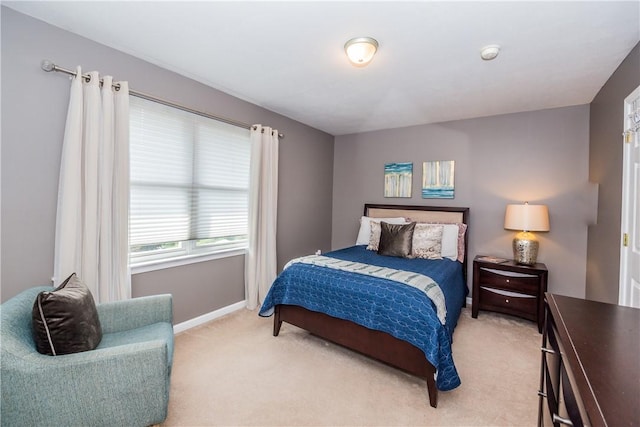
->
[[513, 231, 539, 266]]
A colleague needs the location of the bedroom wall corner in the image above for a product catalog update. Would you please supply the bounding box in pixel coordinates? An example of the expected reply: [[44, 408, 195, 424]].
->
[[586, 42, 640, 304], [332, 105, 591, 299], [0, 7, 335, 323]]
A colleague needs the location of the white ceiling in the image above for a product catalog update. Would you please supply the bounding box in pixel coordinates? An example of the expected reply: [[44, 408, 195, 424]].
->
[[5, 1, 640, 136]]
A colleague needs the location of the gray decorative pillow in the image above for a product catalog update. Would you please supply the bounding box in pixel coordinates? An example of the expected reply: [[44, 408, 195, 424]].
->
[[412, 223, 444, 259], [377, 222, 416, 257], [32, 273, 102, 356]]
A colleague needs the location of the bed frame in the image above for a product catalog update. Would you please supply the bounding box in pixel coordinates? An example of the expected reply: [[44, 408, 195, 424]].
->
[[272, 204, 470, 408]]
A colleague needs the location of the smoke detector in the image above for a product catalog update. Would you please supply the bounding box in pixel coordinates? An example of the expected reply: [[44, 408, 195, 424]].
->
[[480, 45, 500, 61]]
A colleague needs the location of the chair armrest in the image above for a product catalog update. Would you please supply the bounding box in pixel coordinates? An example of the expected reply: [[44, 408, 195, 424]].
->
[[19, 338, 168, 369], [97, 294, 173, 333]]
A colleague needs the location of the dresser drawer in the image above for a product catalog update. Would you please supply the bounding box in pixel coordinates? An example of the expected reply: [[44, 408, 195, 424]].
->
[[561, 365, 586, 427], [541, 317, 562, 425], [538, 305, 592, 427], [478, 267, 539, 295], [479, 287, 537, 320]]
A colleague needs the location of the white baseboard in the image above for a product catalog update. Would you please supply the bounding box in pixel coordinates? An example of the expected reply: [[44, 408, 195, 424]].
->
[[466, 296, 472, 306], [173, 300, 246, 334]]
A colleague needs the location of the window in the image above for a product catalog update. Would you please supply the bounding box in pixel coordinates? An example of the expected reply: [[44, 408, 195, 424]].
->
[[129, 96, 251, 268]]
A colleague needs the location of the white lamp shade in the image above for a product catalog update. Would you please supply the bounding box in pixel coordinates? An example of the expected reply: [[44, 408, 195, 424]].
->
[[344, 37, 378, 66], [504, 203, 550, 232]]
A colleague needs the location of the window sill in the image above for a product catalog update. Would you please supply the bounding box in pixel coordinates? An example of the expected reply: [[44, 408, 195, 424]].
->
[[131, 248, 247, 275]]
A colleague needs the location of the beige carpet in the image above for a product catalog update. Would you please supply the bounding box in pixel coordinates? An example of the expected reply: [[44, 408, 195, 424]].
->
[[162, 307, 541, 426]]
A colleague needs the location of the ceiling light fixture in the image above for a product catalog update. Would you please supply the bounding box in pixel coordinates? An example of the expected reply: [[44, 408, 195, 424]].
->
[[344, 37, 379, 67], [480, 44, 500, 61]]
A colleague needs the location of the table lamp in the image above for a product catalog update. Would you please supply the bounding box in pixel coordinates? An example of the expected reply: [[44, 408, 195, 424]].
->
[[504, 202, 550, 265]]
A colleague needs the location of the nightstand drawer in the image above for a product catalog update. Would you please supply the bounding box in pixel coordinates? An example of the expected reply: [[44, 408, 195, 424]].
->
[[478, 267, 539, 294], [479, 287, 537, 320]]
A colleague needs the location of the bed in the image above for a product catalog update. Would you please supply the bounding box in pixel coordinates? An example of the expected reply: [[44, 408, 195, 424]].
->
[[259, 204, 470, 407]]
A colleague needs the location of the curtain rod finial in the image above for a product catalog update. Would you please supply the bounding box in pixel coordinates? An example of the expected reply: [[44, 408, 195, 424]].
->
[[41, 60, 55, 72]]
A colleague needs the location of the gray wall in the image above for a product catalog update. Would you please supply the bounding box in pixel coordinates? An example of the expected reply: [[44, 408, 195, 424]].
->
[[0, 8, 335, 322], [587, 43, 640, 304], [332, 106, 591, 298]]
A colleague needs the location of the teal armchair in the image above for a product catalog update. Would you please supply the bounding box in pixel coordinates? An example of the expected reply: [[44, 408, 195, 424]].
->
[[1, 286, 174, 427]]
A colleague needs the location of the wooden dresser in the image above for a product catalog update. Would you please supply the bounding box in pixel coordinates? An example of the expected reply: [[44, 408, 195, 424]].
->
[[538, 293, 640, 426]]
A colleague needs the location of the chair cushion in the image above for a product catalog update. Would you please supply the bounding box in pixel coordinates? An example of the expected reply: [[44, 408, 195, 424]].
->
[[32, 273, 102, 356]]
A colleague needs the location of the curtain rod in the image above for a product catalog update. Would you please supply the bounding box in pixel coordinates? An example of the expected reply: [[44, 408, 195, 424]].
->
[[40, 60, 284, 138]]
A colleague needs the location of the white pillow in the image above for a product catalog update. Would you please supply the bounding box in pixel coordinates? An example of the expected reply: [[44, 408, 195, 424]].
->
[[355, 216, 407, 246], [439, 224, 460, 260]]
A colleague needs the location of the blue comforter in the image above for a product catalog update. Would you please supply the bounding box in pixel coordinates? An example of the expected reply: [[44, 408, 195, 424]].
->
[[259, 245, 468, 391]]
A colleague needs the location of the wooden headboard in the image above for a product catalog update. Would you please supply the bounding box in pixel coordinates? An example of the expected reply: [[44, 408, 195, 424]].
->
[[364, 203, 470, 282]]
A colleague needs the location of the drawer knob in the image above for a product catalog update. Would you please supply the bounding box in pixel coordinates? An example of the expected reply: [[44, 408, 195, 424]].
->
[[506, 279, 510, 283], [505, 299, 509, 303]]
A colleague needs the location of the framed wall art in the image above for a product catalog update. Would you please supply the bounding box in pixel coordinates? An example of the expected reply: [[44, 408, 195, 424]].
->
[[384, 162, 412, 198], [422, 160, 455, 199]]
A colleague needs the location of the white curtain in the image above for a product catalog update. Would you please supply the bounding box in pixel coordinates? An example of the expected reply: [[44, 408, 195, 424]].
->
[[53, 67, 130, 302], [245, 125, 279, 309]]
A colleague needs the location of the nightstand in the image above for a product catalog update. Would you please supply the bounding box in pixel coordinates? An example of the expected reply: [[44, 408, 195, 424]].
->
[[472, 255, 548, 332]]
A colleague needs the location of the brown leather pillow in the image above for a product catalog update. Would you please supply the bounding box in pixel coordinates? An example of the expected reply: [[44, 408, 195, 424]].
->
[[32, 273, 102, 356], [377, 221, 416, 257]]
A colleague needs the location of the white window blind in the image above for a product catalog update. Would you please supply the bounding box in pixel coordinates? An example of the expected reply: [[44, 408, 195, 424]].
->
[[129, 96, 251, 266]]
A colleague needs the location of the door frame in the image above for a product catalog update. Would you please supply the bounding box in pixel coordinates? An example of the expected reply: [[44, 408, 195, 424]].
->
[[619, 85, 640, 307]]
